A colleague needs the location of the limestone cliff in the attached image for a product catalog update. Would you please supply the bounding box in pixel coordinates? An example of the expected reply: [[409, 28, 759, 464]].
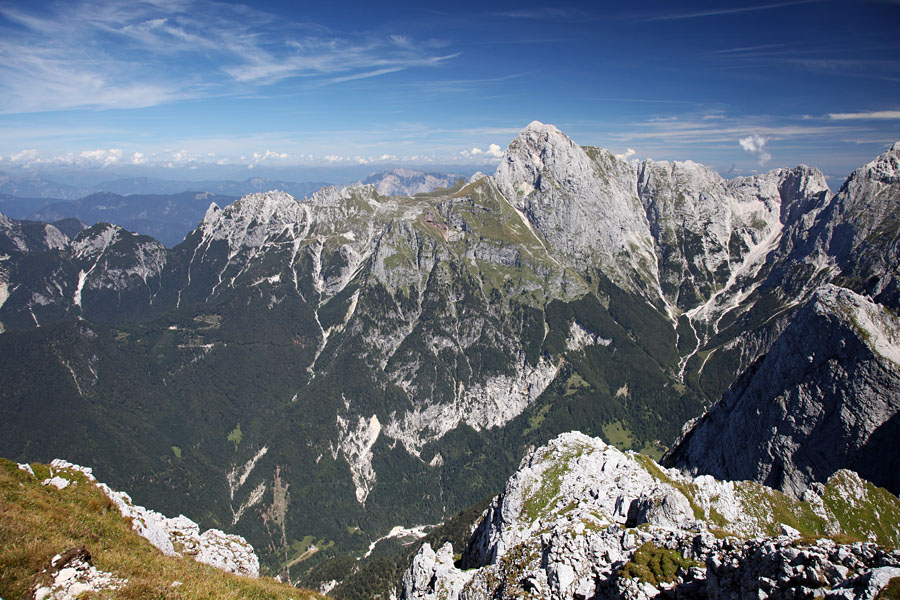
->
[[667, 284, 900, 496]]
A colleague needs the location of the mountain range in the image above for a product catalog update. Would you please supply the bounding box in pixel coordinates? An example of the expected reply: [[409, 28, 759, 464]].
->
[[0, 170, 461, 247], [0, 172, 331, 201], [1, 122, 898, 594]]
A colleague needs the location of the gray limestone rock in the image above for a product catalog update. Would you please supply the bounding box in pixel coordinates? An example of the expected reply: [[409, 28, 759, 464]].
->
[[401, 432, 900, 600], [667, 284, 900, 496]]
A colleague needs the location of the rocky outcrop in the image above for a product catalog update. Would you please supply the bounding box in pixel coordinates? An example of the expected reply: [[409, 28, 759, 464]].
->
[[0, 212, 68, 255], [636, 160, 800, 313], [364, 168, 462, 197], [667, 284, 900, 496], [34, 459, 260, 577], [765, 142, 900, 308], [29, 546, 126, 600], [705, 538, 900, 600], [401, 432, 900, 600]]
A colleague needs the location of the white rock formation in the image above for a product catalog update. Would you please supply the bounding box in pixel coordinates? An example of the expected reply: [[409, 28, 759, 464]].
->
[[333, 414, 383, 504], [401, 432, 900, 600], [385, 356, 559, 456], [31, 546, 125, 600], [494, 121, 660, 297], [35, 459, 260, 577]]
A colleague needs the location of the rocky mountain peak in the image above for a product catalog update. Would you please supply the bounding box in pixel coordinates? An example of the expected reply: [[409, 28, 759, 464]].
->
[[71, 223, 121, 261], [307, 182, 379, 208], [848, 142, 900, 188], [363, 168, 462, 197], [198, 190, 308, 255], [202, 190, 300, 226], [518, 119, 565, 142], [773, 164, 831, 225], [493, 121, 658, 297], [813, 284, 900, 364], [0, 212, 68, 254], [494, 121, 583, 204], [204, 201, 221, 220], [667, 284, 900, 497]]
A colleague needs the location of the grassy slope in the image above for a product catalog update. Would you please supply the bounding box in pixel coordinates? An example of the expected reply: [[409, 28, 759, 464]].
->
[[0, 459, 322, 600]]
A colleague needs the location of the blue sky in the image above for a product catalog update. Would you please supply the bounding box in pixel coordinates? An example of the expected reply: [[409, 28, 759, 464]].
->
[[1, 0, 899, 184]]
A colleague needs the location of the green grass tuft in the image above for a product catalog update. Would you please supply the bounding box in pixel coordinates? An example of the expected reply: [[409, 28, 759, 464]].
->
[[227, 424, 243, 450], [619, 542, 701, 587], [521, 443, 591, 523]]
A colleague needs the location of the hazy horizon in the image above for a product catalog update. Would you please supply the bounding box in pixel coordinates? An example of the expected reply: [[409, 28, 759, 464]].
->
[[2, 0, 899, 186]]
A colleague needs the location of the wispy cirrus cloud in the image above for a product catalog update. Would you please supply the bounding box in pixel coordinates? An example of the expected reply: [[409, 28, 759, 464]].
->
[[609, 119, 844, 143], [489, 7, 588, 20], [640, 0, 823, 21], [711, 43, 789, 56], [828, 110, 900, 120], [0, 0, 458, 113]]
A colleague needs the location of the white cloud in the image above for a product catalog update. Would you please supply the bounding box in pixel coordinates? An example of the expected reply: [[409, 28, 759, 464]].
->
[[251, 149, 290, 163], [460, 143, 505, 159], [79, 148, 123, 166], [80, 149, 107, 161], [739, 134, 765, 153], [643, 1, 822, 22], [0, 0, 458, 114], [171, 150, 191, 162], [328, 67, 406, 85], [9, 148, 39, 163], [615, 148, 636, 159], [485, 143, 503, 158], [739, 134, 772, 165], [131, 152, 146, 165], [827, 110, 900, 121]]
